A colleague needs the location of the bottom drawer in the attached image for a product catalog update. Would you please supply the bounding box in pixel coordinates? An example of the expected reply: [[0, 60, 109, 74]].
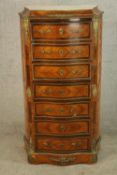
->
[[36, 136, 90, 152]]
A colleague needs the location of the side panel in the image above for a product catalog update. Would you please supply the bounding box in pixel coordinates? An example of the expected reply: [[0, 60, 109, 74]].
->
[[91, 15, 102, 149], [20, 14, 34, 148]]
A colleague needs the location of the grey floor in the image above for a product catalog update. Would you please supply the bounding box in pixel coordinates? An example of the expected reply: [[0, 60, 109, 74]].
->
[[0, 0, 117, 174]]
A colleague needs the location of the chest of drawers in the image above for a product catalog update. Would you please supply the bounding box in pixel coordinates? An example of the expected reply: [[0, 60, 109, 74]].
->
[[19, 5, 103, 165]]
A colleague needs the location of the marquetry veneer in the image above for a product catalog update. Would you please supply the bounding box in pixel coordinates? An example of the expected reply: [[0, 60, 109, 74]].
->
[[20, 5, 103, 165]]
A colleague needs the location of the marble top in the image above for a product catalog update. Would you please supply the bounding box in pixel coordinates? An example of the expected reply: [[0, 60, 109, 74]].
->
[[26, 5, 97, 11]]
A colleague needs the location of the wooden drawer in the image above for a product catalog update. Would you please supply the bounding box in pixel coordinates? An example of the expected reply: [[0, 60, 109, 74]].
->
[[35, 102, 89, 118], [34, 84, 90, 100], [32, 44, 90, 60], [36, 136, 90, 152], [31, 22, 91, 40], [35, 120, 90, 136], [33, 64, 90, 81]]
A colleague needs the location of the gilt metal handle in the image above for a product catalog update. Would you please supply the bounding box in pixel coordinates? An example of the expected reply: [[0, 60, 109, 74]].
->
[[40, 49, 52, 55], [70, 108, 77, 117], [59, 28, 64, 35], [60, 143, 65, 149], [72, 113, 77, 117], [59, 124, 65, 132], [24, 17, 28, 41], [45, 108, 52, 113], [38, 28, 52, 34], [59, 107, 65, 113], [26, 87, 31, 98], [92, 84, 97, 97], [43, 142, 51, 147], [72, 142, 81, 147], [59, 69, 65, 76], [59, 89, 65, 95], [59, 49, 64, 56], [50, 156, 75, 163], [70, 49, 82, 54], [72, 70, 81, 75]]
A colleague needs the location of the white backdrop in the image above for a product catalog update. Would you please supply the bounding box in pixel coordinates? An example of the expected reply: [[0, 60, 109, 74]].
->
[[0, 0, 117, 174]]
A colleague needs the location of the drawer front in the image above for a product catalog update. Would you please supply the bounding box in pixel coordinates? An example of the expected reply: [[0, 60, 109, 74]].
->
[[33, 64, 90, 81], [32, 23, 90, 40], [34, 84, 90, 99], [36, 136, 90, 152], [35, 120, 89, 135], [35, 102, 89, 117], [32, 44, 90, 60]]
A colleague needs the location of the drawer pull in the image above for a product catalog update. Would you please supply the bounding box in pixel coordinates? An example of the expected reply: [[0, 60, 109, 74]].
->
[[38, 29, 44, 34], [40, 49, 45, 54], [59, 28, 64, 35], [38, 29, 52, 34], [71, 50, 77, 54], [46, 29, 52, 33], [59, 124, 65, 132], [71, 49, 82, 54], [72, 142, 81, 146], [40, 49, 52, 55], [60, 107, 65, 113], [70, 108, 77, 114], [59, 89, 65, 95], [59, 69, 65, 76], [43, 142, 51, 147], [47, 50, 52, 54], [72, 113, 77, 117], [71, 28, 84, 34], [45, 108, 52, 113], [59, 49, 64, 56], [71, 142, 76, 146], [72, 70, 81, 75], [60, 143, 64, 149], [50, 156, 75, 163], [44, 89, 52, 95]]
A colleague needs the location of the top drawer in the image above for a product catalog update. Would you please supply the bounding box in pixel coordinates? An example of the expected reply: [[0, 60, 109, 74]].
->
[[31, 22, 91, 40]]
